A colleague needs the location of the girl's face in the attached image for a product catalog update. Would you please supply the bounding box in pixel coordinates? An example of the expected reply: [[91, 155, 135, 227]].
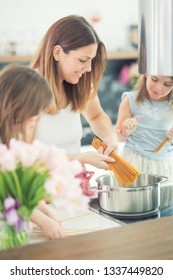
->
[[24, 115, 39, 136], [56, 43, 98, 84], [146, 76, 173, 101], [16, 115, 39, 142]]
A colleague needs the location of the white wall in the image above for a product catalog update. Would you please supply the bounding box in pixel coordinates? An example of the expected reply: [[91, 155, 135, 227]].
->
[[0, 0, 138, 55]]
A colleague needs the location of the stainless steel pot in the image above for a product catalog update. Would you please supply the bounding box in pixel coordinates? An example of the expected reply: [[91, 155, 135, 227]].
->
[[93, 174, 167, 214]]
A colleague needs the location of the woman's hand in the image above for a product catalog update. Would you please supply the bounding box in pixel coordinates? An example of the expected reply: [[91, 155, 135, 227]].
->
[[80, 151, 115, 170], [121, 115, 139, 138], [102, 133, 119, 156]]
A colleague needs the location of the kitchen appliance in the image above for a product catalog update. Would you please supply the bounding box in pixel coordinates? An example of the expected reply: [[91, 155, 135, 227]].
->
[[138, 0, 173, 76], [91, 173, 165, 215], [89, 197, 173, 225]]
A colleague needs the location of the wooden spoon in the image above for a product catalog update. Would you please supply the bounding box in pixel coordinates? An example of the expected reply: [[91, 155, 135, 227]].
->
[[154, 137, 169, 153]]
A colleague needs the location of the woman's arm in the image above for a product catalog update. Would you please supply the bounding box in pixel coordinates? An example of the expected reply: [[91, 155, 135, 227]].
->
[[82, 96, 118, 155], [69, 151, 115, 169]]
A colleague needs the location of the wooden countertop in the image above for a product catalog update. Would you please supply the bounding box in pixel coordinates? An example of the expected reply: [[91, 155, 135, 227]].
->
[[0, 215, 173, 260]]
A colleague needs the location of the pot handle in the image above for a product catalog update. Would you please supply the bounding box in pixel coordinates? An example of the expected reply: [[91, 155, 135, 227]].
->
[[160, 176, 169, 184], [88, 186, 109, 193]]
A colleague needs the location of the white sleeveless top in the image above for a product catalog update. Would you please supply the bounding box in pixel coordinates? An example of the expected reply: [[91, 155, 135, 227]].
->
[[36, 105, 83, 155]]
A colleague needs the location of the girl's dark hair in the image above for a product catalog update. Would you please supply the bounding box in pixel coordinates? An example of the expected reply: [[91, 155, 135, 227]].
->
[[0, 64, 52, 145], [30, 15, 107, 113]]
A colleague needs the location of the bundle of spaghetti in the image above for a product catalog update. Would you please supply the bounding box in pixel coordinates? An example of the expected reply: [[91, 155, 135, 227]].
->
[[91, 137, 140, 186]]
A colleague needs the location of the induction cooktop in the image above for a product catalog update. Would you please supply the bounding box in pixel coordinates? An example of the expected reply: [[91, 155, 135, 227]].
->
[[89, 198, 173, 225]]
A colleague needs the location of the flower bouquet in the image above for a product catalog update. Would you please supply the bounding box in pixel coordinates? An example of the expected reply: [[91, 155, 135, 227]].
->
[[118, 63, 139, 88], [0, 139, 89, 250]]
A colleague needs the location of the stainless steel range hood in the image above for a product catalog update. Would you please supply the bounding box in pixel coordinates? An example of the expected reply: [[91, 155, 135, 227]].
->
[[138, 0, 173, 76]]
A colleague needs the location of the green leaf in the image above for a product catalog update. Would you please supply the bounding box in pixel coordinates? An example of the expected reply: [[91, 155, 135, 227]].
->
[[0, 200, 4, 211], [0, 173, 7, 200], [12, 171, 22, 204], [29, 187, 47, 210], [3, 172, 17, 197], [27, 174, 47, 202], [18, 166, 36, 195], [17, 205, 30, 220]]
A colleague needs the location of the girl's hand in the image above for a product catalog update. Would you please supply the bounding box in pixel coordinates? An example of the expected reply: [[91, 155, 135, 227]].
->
[[121, 115, 139, 138], [167, 127, 173, 141], [39, 216, 64, 239], [30, 208, 64, 239]]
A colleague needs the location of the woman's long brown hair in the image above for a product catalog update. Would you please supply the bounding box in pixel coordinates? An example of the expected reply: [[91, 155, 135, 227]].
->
[[30, 15, 107, 114], [0, 64, 52, 145]]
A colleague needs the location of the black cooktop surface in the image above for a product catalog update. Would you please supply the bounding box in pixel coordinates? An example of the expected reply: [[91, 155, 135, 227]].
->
[[89, 198, 173, 224]]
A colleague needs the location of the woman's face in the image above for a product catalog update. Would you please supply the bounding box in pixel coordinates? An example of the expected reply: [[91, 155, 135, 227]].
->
[[146, 76, 173, 101], [56, 43, 98, 84]]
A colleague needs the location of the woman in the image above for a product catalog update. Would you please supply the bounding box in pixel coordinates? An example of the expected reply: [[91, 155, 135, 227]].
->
[[30, 15, 118, 171]]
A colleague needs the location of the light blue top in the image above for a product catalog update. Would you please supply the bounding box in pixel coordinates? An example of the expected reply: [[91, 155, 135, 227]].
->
[[122, 91, 173, 160]]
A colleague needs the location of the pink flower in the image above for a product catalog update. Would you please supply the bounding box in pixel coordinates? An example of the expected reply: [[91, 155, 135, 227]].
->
[[4, 196, 16, 210], [118, 65, 130, 85], [0, 139, 89, 222], [0, 150, 16, 171], [9, 139, 39, 167], [5, 209, 19, 226], [0, 143, 8, 156]]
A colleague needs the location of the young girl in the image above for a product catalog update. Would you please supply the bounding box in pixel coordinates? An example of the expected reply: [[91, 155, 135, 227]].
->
[[115, 75, 173, 179], [0, 64, 64, 239]]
